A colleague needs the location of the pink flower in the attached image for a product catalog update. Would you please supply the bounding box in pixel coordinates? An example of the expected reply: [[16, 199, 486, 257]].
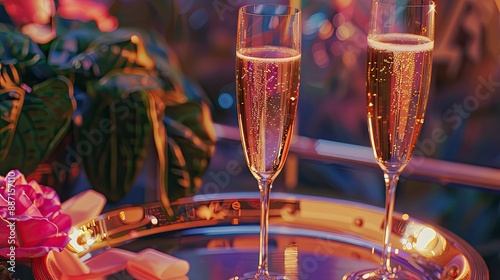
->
[[0, 170, 71, 259]]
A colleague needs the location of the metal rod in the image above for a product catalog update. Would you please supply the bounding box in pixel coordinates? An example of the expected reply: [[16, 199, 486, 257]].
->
[[214, 123, 500, 192]]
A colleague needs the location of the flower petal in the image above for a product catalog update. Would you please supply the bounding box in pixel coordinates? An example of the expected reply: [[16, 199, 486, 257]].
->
[[14, 189, 43, 217], [0, 170, 71, 258], [0, 217, 16, 248], [16, 218, 69, 248], [49, 212, 72, 233]]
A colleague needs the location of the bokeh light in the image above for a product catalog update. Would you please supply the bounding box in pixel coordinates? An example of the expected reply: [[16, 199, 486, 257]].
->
[[304, 12, 327, 36], [336, 25, 350, 41], [341, 49, 357, 68], [330, 41, 344, 56], [332, 13, 346, 27], [312, 42, 330, 68], [218, 93, 234, 109], [336, 0, 353, 9], [318, 20, 334, 40]]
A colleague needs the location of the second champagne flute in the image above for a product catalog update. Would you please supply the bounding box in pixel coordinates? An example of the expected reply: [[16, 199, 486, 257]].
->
[[234, 4, 301, 280], [345, 0, 435, 279]]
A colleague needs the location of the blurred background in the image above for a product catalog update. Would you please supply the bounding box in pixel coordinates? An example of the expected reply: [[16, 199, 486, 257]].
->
[[1, 0, 499, 278]]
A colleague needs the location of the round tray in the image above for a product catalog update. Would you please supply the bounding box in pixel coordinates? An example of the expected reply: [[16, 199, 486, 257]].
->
[[76, 192, 489, 279]]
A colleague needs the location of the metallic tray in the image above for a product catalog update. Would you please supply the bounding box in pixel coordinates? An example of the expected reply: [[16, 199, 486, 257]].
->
[[73, 192, 489, 279]]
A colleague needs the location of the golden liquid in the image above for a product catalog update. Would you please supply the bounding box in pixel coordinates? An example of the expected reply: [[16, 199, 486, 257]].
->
[[236, 46, 301, 181], [366, 34, 433, 173]]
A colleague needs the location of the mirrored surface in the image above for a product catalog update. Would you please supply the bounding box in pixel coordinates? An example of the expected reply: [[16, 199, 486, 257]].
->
[[82, 193, 488, 279]]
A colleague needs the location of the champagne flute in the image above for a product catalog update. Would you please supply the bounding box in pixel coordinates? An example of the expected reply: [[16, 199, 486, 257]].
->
[[345, 1, 435, 279], [234, 4, 301, 280]]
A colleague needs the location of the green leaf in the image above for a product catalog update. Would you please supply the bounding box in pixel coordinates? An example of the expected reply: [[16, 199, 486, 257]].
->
[[0, 24, 56, 85], [164, 101, 216, 201], [49, 28, 166, 89], [79, 69, 155, 203], [0, 24, 74, 178], [48, 28, 103, 69], [0, 76, 75, 174], [46, 25, 216, 205], [0, 86, 24, 163]]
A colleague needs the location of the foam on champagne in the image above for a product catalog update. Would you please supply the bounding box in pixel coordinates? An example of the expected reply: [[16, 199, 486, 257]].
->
[[368, 33, 433, 52], [237, 47, 301, 62]]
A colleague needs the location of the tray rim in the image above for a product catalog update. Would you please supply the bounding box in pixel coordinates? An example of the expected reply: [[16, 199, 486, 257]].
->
[[72, 191, 489, 280]]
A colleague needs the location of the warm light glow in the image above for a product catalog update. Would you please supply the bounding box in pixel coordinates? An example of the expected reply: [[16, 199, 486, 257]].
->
[[429, 3, 436, 15], [336, 22, 355, 42], [129, 35, 155, 69], [21, 23, 55, 44], [336, 0, 353, 9], [402, 213, 410, 220], [414, 227, 437, 251], [57, 0, 118, 32], [401, 223, 446, 257], [68, 228, 86, 253], [119, 211, 126, 221], [34, 11, 51, 25], [98, 17, 118, 32], [36, 0, 55, 24], [196, 205, 213, 220], [284, 243, 298, 278], [318, 20, 334, 40]]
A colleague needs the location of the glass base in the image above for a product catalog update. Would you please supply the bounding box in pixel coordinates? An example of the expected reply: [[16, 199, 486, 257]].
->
[[343, 268, 422, 280], [229, 271, 289, 280]]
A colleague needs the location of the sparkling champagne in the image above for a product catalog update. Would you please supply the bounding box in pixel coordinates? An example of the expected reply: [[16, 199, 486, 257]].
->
[[366, 33, 433, 172], [236, 46, 301, 180]]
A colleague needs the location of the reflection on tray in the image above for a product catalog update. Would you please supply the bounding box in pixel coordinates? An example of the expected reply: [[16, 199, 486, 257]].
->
[[67, 194, 300, 256], [67, 193, 487, 279]]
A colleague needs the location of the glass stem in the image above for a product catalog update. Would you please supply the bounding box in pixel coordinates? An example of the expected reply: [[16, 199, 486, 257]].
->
[[380, 171, 399, 276], [257, 178, 272, 278]]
